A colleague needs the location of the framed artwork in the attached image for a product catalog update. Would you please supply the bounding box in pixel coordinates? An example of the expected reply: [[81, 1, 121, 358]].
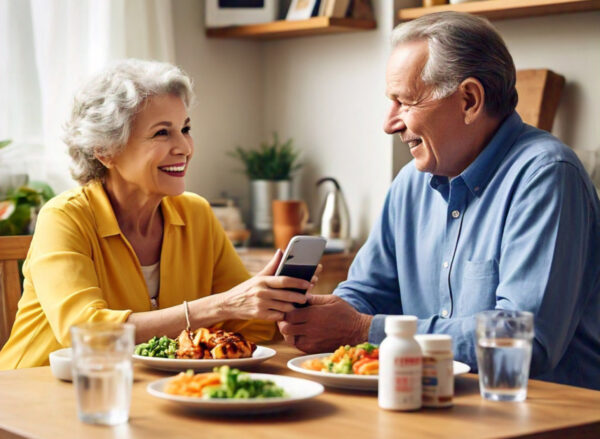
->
[[205, 0, 277, 28], [286, 0, 320, 21]]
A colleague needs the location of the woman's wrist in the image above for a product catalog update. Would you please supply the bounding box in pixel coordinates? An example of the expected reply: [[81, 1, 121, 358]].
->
[[189, 292, 232, 328]]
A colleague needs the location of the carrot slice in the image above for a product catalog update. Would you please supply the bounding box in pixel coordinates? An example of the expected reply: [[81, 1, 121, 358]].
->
[[356, 359, 379, 375], [352, 358, 373, 374]]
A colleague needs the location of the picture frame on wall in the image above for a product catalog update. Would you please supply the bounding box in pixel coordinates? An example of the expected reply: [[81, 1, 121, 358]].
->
[[286, 0, 320, 21], [205, 0, 278, 28]]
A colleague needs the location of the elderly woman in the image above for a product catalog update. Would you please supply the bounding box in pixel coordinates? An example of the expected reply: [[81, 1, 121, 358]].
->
[[0, 59, 313, 369]]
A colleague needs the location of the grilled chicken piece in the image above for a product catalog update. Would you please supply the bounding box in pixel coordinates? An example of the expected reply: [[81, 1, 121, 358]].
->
[[176, 327, 256, 359], [175, 329, 209, 359], [209, 330, 256, 359], [211, 337, 255, 359], [192, 328, 212, 347]]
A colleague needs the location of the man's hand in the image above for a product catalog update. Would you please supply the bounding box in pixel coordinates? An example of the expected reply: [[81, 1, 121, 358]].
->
[[278, 295, 373, 353]]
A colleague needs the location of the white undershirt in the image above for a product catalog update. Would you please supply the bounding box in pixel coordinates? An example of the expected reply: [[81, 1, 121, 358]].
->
[[140, 262, 160, 309]]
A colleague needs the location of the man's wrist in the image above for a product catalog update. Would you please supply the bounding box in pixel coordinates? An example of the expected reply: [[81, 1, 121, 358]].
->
[[353, 313, 373, 344]]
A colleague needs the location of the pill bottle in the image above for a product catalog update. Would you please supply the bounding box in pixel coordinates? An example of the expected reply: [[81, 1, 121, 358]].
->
[[378, 315, 422, 411], [414, 334, 453, 408]]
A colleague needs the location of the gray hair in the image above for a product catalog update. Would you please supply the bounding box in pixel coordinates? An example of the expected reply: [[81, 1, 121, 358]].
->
[[63, 59, 195, 185], [391, 12, 517, 119]]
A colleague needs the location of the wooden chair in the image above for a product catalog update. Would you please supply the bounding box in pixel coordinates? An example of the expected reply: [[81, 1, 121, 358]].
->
[[515, 69, 565, 132], [0, 235, 32, 347]]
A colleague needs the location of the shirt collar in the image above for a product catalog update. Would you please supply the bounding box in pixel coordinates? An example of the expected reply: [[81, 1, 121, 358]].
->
[[85, 180, 185, 238], [460, 111, 524, 197]]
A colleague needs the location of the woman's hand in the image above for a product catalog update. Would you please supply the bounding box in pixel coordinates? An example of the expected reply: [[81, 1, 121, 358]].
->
[[216, 250, 322, 322]]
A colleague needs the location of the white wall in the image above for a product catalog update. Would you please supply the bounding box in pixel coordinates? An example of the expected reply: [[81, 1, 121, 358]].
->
[[262, 1, 397, 241], [496, 12, 600, 154], [171, 0, 265, 217]]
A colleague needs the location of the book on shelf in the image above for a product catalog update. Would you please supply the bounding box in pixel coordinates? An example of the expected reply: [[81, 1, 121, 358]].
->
[[318, 0, 330, 16], [286, 0, 321, 21], [319, 0, 351, 18]]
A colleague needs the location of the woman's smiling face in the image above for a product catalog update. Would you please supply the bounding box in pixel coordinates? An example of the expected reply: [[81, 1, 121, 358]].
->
[[105, 93, 193, 198]]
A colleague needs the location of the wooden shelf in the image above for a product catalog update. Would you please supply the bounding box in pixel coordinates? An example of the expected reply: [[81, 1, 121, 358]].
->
[[398, 0, 600, 22], [206, 17, 377, 40]]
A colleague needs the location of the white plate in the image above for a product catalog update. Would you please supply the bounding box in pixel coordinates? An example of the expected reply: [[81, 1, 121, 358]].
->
[[133, 345, 276, 372], [287, 353, 471, 391], [147, 373, 324, 414]]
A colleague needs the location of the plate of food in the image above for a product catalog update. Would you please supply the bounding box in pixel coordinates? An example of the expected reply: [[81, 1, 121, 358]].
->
[[287, 342, 470, 390], [147, 366, 324, 414], [133, 327, 276, 372]]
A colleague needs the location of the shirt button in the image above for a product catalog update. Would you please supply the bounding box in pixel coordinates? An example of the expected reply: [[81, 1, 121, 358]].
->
[[474, 186, 480, 192], [441, 309, 449, 317], [451, 210, 460, 218], [443, 261, 449, 268]]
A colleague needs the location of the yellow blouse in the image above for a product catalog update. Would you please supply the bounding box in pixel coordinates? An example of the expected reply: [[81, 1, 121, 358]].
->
[[0, 181, 274, 369]]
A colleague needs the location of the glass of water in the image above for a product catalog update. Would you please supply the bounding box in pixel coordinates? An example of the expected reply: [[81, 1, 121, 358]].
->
[[475, 310, 534, 402], [70, 322, 135, 425]]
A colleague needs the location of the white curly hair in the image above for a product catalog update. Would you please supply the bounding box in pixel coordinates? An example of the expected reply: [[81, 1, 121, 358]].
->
[[63, 59, 194, 184]]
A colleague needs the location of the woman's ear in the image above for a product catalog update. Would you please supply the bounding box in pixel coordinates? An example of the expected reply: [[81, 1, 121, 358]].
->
[[458, 77, 486, 125], [94, 152, 112, 169]]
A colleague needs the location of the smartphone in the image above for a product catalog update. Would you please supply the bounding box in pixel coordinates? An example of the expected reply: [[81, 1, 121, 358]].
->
[[275, 235, 327, 307]]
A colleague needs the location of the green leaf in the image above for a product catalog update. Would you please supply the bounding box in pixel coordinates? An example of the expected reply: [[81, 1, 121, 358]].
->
[[0, 204, 32, 235], [0, 139, 12, 149], [28, 181, 56, 202], [0, 181, 56, 236], [227, 132, 302, 180]]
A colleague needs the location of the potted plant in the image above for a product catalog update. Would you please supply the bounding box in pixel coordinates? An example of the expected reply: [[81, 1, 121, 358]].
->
[[229, 132, 302, 244], [0, 140, 55, 235]]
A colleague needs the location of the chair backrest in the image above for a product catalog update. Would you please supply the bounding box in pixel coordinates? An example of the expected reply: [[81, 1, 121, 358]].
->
[[515, 69, 565, 132], [0, 235, 32, 347]]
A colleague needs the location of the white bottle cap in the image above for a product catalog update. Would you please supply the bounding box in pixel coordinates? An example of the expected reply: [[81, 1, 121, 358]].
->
[[384, 315, 417, 335], [414, 334, 452, 352]]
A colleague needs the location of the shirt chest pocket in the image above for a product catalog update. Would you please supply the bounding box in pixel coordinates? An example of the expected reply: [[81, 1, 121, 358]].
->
[[456, 259, 498, 316]]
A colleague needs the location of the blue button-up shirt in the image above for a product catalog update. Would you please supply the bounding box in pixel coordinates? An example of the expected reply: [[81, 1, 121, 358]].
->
[[335, 112, 600, 389]]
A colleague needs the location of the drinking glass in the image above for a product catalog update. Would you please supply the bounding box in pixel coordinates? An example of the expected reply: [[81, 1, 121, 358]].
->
[[475, 310, 534, 402], [70, 322, 135, 425]]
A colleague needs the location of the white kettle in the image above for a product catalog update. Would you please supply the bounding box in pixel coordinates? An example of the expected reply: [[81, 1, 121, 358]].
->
[[316, 177, 352, 252]]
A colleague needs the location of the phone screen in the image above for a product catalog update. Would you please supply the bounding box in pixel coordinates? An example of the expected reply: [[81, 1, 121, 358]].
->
[[280, 262, 316, 308], [276, 236, 326, 308]]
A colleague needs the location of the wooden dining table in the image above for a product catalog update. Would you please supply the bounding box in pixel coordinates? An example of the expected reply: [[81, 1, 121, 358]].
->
[[0, 341, 598, 439]]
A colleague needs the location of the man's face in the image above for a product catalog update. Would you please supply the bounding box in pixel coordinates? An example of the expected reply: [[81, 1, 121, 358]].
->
[[384, 40, 469, 177]]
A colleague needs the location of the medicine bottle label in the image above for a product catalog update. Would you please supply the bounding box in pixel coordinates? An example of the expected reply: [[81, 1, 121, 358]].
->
[[422, 356, 453, 407], [391, 356, 422, 407]]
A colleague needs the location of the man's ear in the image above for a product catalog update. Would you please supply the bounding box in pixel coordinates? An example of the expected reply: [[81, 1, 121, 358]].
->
[[459, 77, 486, 125]]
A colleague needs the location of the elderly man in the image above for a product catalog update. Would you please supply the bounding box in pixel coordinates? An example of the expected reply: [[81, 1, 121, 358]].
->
[[279, 12, 600, 389]]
